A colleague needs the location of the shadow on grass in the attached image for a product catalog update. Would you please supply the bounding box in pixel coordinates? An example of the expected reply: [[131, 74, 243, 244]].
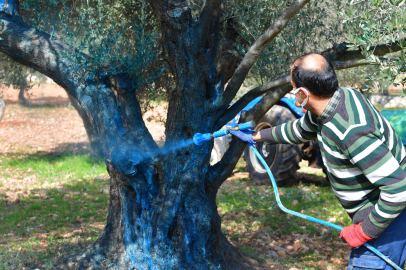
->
[[2, 145, 104, 164], [292, 176, 331, 187], [0, 235, 96, 270], [0, 142, 98, 157], [4, 97, 71, 107]]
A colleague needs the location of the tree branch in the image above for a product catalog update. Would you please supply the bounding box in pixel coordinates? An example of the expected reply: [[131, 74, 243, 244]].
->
[[215, 0, 310, 109], [194, 0, 219, 44], [148, 0, 190, 30], [217, 18, 250, 83], [333, 58, 382, 70], [322, 39, 406, 62], [215, 74, 290, 129]]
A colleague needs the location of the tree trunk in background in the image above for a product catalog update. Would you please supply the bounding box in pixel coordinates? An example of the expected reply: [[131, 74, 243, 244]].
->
[[18, 82, 27, 105], [68, 94, 103, 156]]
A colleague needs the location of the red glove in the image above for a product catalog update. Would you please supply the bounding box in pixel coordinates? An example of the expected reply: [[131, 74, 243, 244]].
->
[[340, 223, 373, 248]]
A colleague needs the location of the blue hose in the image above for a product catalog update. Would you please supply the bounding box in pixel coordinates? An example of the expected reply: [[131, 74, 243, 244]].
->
[[248, 143, 402, 270]]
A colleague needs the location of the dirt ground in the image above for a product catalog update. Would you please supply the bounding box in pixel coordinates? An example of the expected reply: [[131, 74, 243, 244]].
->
[[0, 84, 166, 154]]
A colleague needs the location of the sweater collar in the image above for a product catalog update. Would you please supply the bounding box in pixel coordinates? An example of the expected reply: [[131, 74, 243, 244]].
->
[[317, 88, 341, 124]]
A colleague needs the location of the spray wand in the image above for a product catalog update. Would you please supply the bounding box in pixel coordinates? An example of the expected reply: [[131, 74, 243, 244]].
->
[[193, 121, 256, 146], [193, 125, 402, 270]]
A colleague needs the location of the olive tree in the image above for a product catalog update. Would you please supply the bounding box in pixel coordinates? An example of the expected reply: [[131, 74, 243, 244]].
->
[[339, 0, 406, 94], [0, 0, 404, 269]]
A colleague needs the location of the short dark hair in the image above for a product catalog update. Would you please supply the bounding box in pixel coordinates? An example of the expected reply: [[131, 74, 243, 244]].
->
[[291, 53, 338, 98]]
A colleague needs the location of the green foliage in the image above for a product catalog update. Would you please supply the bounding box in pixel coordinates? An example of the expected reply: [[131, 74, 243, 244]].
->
[[222, 0, 346, 85], [336, 65, 381, 92], [340, 0, 406, 94], [0, 54, 45, 94]]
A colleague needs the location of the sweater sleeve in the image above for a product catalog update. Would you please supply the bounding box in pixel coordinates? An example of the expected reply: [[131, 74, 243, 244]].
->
[[344, 134, 406, 238], [259, 111, 318, 145]]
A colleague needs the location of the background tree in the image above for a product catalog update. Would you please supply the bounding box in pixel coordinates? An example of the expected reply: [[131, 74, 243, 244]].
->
[[0, 55, 35, 105], [0, 0, 404, 269], [0, 53, 106, 155]]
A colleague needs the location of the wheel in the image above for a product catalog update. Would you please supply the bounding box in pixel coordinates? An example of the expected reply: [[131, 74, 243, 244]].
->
[[210, 136, 228, 165], [244, 105, 303, 186]]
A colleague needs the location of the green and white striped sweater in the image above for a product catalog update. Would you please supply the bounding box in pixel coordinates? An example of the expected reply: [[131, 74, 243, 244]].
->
[[260, 87, 406, 238]]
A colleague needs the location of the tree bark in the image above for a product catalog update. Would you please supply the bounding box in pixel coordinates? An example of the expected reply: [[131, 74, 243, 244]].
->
[[68, 94, 103, 156]]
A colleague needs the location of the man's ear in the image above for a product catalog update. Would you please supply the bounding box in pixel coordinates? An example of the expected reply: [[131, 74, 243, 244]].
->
[[297, 87, 306, 99], [302, 87, 310, 98]]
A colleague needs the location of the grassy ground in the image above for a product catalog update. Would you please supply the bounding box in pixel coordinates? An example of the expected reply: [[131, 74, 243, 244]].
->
[[0, 153, 109, 269], [0, 151, 352, 269]]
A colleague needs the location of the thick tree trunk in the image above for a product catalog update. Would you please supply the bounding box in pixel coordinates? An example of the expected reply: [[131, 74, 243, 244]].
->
[[49, 74, 251, 269], [55, 161, 251, 270]]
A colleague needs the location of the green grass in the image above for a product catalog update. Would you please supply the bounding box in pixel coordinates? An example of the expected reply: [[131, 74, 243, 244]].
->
[[217, 182, 350, 234], [0, 153, 108, 269], [2, 152, 105, 181]]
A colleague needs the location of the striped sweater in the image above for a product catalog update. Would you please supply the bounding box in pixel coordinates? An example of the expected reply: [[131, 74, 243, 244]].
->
[[260, 87, 406, 238]]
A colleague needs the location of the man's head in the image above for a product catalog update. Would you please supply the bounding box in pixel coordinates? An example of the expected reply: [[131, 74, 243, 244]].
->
[[291, 53, 338, 99]]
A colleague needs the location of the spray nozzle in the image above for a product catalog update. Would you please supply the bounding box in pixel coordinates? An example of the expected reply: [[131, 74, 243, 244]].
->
[[193, 121, 256, 146], [193, 133, 213, 146]]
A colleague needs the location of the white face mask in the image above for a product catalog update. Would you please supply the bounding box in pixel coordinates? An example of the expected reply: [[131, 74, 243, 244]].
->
[[291, 87, 309, 107]]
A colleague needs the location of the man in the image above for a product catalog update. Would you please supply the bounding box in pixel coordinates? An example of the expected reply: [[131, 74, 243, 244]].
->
[[231, 53, 406, 269]]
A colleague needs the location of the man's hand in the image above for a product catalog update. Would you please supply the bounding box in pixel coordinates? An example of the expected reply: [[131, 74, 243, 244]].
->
[[340, 223, 373, 248], [229, 130, 257, 144]]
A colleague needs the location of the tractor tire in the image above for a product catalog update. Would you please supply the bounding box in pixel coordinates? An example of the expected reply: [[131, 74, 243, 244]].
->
[[244, 105, 303, 186], [210, 136, 228, 165]]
